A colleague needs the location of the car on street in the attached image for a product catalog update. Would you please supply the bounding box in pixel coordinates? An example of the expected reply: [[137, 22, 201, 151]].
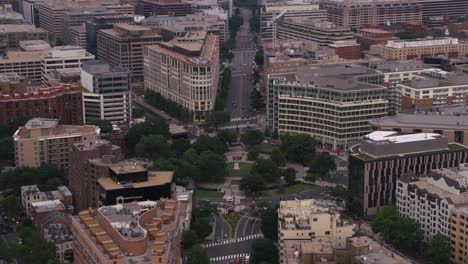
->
[[248, 218, 255, 223]]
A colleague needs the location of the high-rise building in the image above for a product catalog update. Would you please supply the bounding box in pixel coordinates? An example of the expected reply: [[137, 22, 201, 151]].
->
[[81, 61, 131, 124], [0, 24, 48, 55], [135, 0, 192, 17], [97, 24, 162, 82], [260, 0, 328, 42], [450, 206, 468, 263], [348, 131, 468, 216], [68, 140, 121, 212], [69, 25, 87, 48], [417, 0, 468, 19], [71, 198, 190, 264], [396, 166, 468, 240], [320, 0, 422, 30], [268, 64, 388, 150], [84, 15, 134, 55], [144, 31, 219, 120], [277, 19, 354, 46], [13, 118, 100, 168], [0, 85, 83, 126]]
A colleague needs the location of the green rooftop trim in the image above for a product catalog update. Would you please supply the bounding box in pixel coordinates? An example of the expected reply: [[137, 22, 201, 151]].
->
[[351, 145, 375, 161], [448, 143, 467, 151]]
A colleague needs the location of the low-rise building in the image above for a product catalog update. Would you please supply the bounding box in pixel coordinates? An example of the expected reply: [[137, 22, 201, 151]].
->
[[135, 0, 192, 17], [0, 24, 48, 55], [328, 40, 361, 60], [71, 198, 190, 264], [348, 131, 468, 216], [13, 118, 99, 168], [355, 28, 397, 51], [21, 184, 73, 216]]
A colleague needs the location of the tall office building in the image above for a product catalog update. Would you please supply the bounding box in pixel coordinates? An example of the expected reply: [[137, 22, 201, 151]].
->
[[144, 32, 219, 120], [260, 0, 328, 42], [320, 0, 422, 29], [135, 0, 192, 17], [268, 64, 388, 151], [84, 15, 134, 55], [348, 131, 468, 216], [417, 0, 468, 19], [81, 61, 131, 124], [13, 118, 99, 169], [97, 24, 162, 82]]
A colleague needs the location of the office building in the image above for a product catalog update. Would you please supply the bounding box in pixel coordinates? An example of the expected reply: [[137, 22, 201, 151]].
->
[[260, 0, 328, 42], [96, 164, 173, 206], [0, 24, 48, 55], [69, 140, 122, 212], [84, 15, 134, 55], [278, 199, 355, 263], [0, 9, 24, 24], [41, 45, 94, 85], [81, 61, 131, 124], [417, 0, 468, 19], [135, 0, 192, 17], [396, 166, 468, 240], [264, 40, 315, 76], [97, 24, 162, 82], [277, 19, 354, 46], [355, 28, 397, 51], [320, 0, 422, 30], [69, 25, 87, 48], [13, 118, 100, 168], [0, 40, 51, 83], [143, 12, 229, 43], [370, 106, 468, 146], [376, 37, 468, 60], [71, 198, 190, 264], [36, 0, 133, 44], [450, 207, 468, 263], [144, 32, 219, 120], [348, 131, 468, 216], [0, 85, 83, 127], [43, 69, 81, 86], [268, 64, 388, 151]]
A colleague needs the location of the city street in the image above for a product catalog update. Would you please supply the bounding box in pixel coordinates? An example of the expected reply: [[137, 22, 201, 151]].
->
[[212, 213, 232, 241], [235, 216, 261, 238]]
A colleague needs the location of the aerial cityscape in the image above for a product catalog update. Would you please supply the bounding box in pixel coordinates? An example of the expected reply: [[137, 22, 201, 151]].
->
[[0, 0, 468, 263]]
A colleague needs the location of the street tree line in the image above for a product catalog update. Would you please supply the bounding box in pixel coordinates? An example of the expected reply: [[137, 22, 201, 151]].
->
[[144, 90, 192, 122]]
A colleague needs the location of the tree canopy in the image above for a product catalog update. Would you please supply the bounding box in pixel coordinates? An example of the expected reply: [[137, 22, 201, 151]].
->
[[136, 134, 171, 160], [309, 152, 336, 178], [205, 111, 230, 129], [426, 235, 450, 264], [241, 173, 265, 195], [281, 134, 316, 164], [270, 149, 286, 167], [241, 130, 264, 146], [193, 135, 227, 155], [252, 159, 280, 182], [250, 238, 278, 264], [125, 116, 169, 152], [283, 168, 296, 184], [87, 119, 113, 134], [257, 202, 278, 241], [187, 244, 210, 264]]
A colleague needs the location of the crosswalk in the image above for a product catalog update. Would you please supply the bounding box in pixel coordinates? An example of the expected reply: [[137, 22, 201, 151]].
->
[[336, 166, 347, 171], [205, 234, 263, 248], [230, 117, 257, 122], [210, 253, 250, 262], [236, 233, 262, 242], [205, 240, 231, 248], [219, 123, 257, 130]]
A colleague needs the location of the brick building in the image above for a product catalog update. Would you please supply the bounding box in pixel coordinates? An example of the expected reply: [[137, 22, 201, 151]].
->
[[355, 28, 397, 51], [329, 40, 361, 59], [0, 85, 83, 126]]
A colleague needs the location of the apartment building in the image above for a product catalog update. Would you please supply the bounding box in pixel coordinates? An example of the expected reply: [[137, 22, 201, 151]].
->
[[144, 31, 219, 120], [81, 61, 131, 124], [370, 106, 468, 146], [71, 198, 189, 264], [260, 0, 328, 42], [376, 37, 468, 60], [396, 166, 468, 240], [0, 40, 51, 83], [41, 45, 94, 85], [355, 28, 397, 51], [450, 207, 468, 263], [277, 19, 354, 46], [68, 140, 122, 212], [143, 12, 229, 43], [278, 199, 355, 264], [348, 131, 468, 216], [320, 0, 422, 30], [21, 184, 73, 216], [0, 24, 48, 55], [268, 64, 388, 151], [135, 0, 192, 17], [417, 0, 468, 19], [0, 85, 83, 126], [97, 24, 162, 82], [84, 15, 134, 55], [36, 0, 133, 44], [13, 118, 99, 168]]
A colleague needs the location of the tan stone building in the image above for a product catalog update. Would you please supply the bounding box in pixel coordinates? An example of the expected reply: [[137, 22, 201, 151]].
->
[[450, 207, 468, 264], [144, 31, 219, 120], [13, 118, 99, 169]]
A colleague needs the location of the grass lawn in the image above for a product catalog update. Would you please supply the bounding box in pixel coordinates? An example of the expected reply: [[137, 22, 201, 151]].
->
[[193, 189, 224, 198], [279, 183, 315, 194], [227, 162, 253, 177]]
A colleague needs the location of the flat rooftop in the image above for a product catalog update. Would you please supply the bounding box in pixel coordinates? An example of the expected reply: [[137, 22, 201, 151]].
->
[[97, 171, 173, 190], [82, 60, 127, 75], [14, 118, 98, 139], [0, 24, 46, 33], [365, 131, 441, 144], [109, 163, 146, 174], [74, 140, 112, 151]]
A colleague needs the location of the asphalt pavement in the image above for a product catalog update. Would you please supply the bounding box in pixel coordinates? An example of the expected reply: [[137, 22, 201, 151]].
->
[[235, 216, 261, 238], [212, 214, 231, 241]]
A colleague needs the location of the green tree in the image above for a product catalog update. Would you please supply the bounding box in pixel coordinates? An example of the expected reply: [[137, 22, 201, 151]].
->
[[251, 89, 265, 110], [250, 238, 278, 264], [252, 159, 280, 181], [87, 119, 113, 134], [16, 224, 60, 264], [125, 117, 170, 151], [205, 111, 230, 130], [0, 196, 24, 218], [281, 134, 316, 164], [193, 135, 227, 155], [192, 218, 212, 241], [218, 131, 238, 145], [136, 134, 171, 160], [283, 168, 296, 184], [309, 152, 336, 178], [270, 149, 286, 167], [247, 149, 260, 161], [188, 244, 210, 264], [330, 185, 349, 201], [0, 136, 14, 161], [183, 148, 199, 164], [255, 48, 264, 67], [171, 138, 191, 156], [257, 202, 278, 241], [240, 130, 264, 146], [241, 173, 265, 195], [427, 235, 450, 264], [182, 230, 199, 249], [197, 151, 226, 182]]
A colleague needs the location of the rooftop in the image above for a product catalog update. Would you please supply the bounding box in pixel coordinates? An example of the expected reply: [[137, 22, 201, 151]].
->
[[14, 118, 98, 140], [81, 60, 127, 75], [97, 171, 173, 190], [364, 131, 441, 143], [369, 60, 428, 73], [74, 140, 112, 151], [31, 199, 65, 213], [0, 24, 46, 33]]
